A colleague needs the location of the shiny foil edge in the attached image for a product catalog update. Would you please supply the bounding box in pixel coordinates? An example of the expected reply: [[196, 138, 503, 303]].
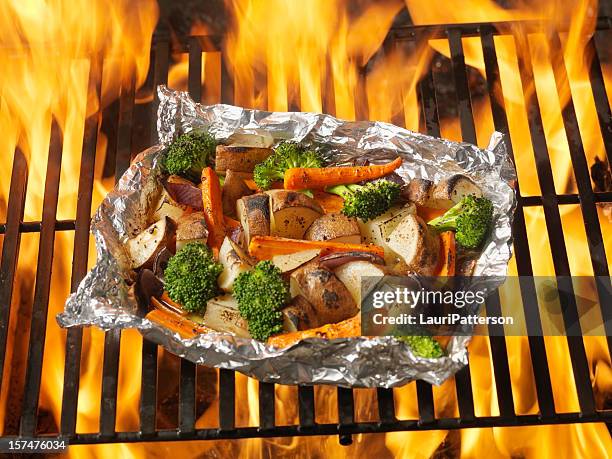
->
[[57, 85, 516, 388]]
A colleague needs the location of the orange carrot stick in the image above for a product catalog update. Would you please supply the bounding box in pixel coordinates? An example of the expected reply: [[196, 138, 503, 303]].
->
[[223, 216, 241, 231], [267, 315, 360, 348], [146, 308, 211, 339], [283, 157, 403, 190], [200, 167, 225, 255], [249, 235, 384, 260], [434, 231, 456, 277]]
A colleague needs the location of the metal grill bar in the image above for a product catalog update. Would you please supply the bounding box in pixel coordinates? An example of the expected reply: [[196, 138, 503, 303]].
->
[[60, 59, 103, 436]]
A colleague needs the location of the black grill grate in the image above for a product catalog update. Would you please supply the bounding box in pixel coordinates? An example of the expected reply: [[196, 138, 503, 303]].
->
[[0, 17, 611, 446]]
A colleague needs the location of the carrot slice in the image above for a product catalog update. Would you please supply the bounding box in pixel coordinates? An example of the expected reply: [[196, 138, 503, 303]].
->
[[146, 309, 211, 339], [249, 235, 384, 260], [434, 231, 456, 277], [200, 167, 225, 255], [283, 157, 402, 190], [267, 315, 360, 348], [223, 215, 241, 231], [417, 205, 445, 223]]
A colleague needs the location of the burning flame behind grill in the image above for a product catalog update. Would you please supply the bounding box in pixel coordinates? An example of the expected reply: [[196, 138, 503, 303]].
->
[[0, 0, 611, 457]]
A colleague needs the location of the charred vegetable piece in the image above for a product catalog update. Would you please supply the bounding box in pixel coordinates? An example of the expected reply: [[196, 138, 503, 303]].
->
[[233, 261, 289, 341], [428, 174, 483, 209], [428, 195, 493, 249], [248, 235, 385, 260], [162, 130, 216, 181], [237, 193, 271, 244], [222, 170, 253, 218], [176, 211, 208, 251], [281, 295, 318, 332], [284, 157, 402, 190], [164, 175, 203, 209], [253, 141, 322, 190], [163, 242, 223, 314], [200, 167, 225, 253], [265, 189, 323, 239], [215, 145, 273, 173], [386, 214, 440, 275], [304, 213, 361, 244], [327, 180, 401, 222], [126, 217, 175, 269]]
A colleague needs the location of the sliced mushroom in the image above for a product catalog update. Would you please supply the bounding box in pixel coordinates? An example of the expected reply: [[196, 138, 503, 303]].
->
[[281, 295, 318, 332], [333, 260, 387, 305], [218, 237, 252, 292], [386, 214, 440, 275], [176, 211, 208, 251], [222, 170, 253, 218], [237, 193, 271, 244], [403, 178, 434, 206], [164, 175, 203, 210], [271, 249, 321, 273], [126, 216, 175, 269], [304, 213, 361, 244], [197, 294, 251, 338], [291, 261, 358, 326], [265, 190, 323, 239], [427, 174, 483, 209], [215, 145, 273, 173], [358, 204, 416, 249]]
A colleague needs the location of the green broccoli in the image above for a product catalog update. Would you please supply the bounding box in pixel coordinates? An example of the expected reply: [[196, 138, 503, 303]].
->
[[326, 180, 401, 221], [253, 141, 322, 190], [164, 242, 223, 313], [162, 130, 217, 182], [395, 335, 444, 358], [233, 261, 289, 341], [428, 195, 493, 249]]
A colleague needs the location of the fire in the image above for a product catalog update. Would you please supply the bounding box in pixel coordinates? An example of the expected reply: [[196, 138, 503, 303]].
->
[[0, 0, 158, 453], [0, 0, 610, 457]]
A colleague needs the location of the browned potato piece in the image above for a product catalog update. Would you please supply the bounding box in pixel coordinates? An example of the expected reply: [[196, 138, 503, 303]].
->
[[127, 216, 175, 269], [386, 214, 440, 275], [215, 145, 273, 173], [271, 249, 320, 273], [291, 261, 358, 326], [196, 295, 251, 338], [237, 193, 271, 244], [222, 170, 253, 218], [403, 178, 433, 206], [152, 188, 189, 223], [333, 260, 387, 305], [265, 190, 323, 239], [428, 174, 483, 209], [281, 295, 318, 332], [176, 211, 208, 251], [304, 213, 361, 244]]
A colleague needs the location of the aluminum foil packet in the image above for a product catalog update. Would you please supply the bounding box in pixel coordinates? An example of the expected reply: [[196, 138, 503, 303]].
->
[[57, 85, 516, 388]]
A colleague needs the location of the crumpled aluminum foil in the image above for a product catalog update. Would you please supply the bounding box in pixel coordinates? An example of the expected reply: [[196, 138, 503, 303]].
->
[[57, 85, 516, 388]]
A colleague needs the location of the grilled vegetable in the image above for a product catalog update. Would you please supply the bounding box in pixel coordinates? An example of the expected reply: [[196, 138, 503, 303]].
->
[[237, 193, 271, 244], [175, 211, 208, 251], [162, 130, 216, 181], [266, 315, 360, 348], [395, 334, 444, 358], [222, 170, 253, 218], [304, 213, 361, 244], [327, 180, 401, 221], [198, 294, 250, 337], [428, 174, 483, 209], [253, 141, 323, 190], [218, 237, 252, 292], [271, 249, 321, 273], [284, 157, 402, 190], [265, 189, 323, 239], [200, 167, 225, 253], [281, 295, 318, 332], [164, 175, 204, 209], [403, 178, 433, 206], [435, 231, 456, 276], [290, 261, 358, 327], [163, 242, 223, 313], [233, 261, 290, 341], [127, 217, 175, 269], [215, 145, 273, 173], [386, 214, 440, 275], [248, 235, 385, 260], [152, 188, 189, 223], [428, 195, 493, 249], [332, 260, 387, 305]]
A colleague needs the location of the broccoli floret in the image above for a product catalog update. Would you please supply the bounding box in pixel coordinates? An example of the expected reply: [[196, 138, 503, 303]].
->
[[233, 261, 289, 341], [326, 180, 401, 221], [253, 141, 322, 189], [164, 242, 223, 313], [162, 130, 217, 181], [428, 195, 493, 249], [395, 335, 444, 358]]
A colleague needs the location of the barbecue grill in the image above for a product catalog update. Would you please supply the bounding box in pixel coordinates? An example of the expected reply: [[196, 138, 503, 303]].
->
[[0, 7, 610, 450]]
